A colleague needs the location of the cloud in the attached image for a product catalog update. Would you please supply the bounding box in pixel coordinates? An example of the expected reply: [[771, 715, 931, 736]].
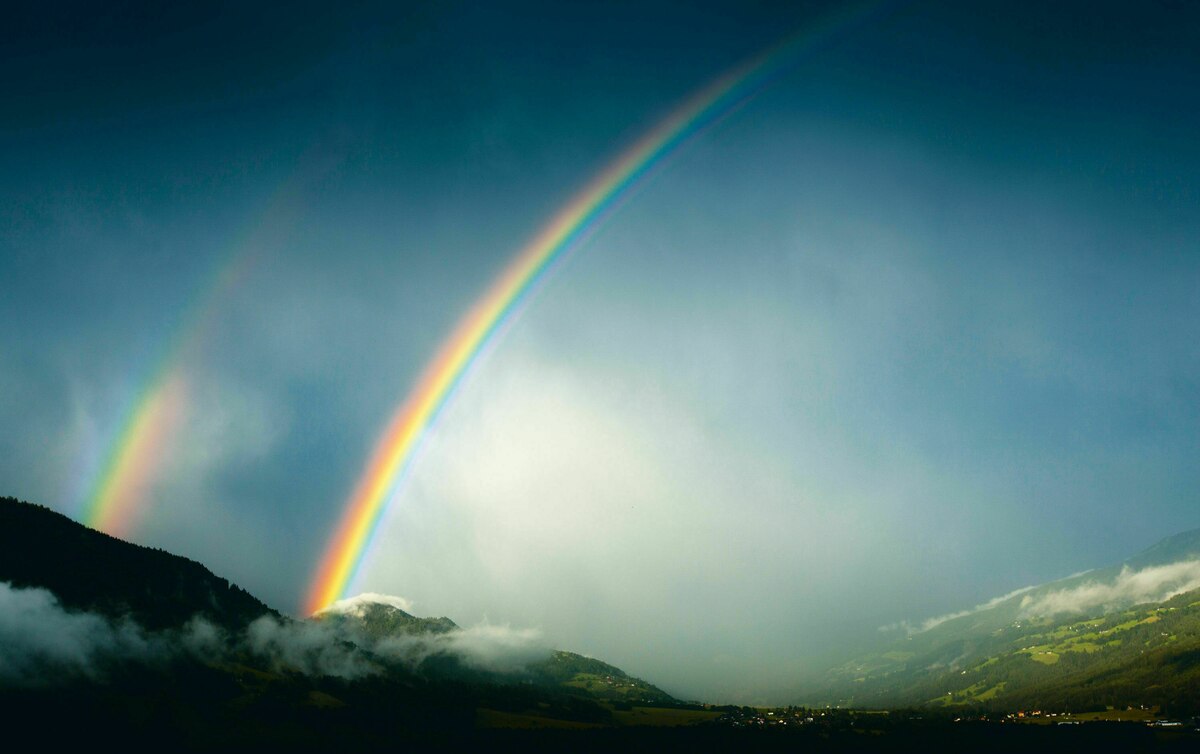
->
[[1018, 560, 1200, 617], [169, 371, 286, 474], [0, 582, 156, 684], [886, 560, 1200, 636], [244, 615, 378, 679], [214, 609, 551, 680], [0, 583, 548, 686], [376, 621, 549, 674], [885, 584, 1040, 635], [179, 614, 227, 656], [440, 623, 548, 673], [314, 594, 550, 675], [320, 592, 415, 617]]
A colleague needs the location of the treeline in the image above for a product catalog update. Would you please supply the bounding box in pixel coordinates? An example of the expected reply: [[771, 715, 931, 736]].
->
[[0, 496, 275, 631]]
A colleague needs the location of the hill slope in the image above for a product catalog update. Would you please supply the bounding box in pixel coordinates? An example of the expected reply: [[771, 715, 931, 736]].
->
[[815, 528, 1200, 714], [0, 496, 274, 631]]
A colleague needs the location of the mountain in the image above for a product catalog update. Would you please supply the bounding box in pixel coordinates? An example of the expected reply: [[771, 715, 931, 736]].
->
[[0, 496, 275, 631], [316, 594, 460, 637], [813, 527, 1200, 715], [316, 593, 676, 705]]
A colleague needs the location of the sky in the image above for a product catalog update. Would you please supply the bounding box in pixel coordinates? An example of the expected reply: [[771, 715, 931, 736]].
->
[[2, 0, 1198, 703]]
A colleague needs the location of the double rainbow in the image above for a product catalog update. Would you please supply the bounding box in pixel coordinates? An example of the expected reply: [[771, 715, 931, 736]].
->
[[305, 4, 881, 614]]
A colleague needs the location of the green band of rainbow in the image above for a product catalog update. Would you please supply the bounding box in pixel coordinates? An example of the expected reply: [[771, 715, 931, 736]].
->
[[304, 3, 882, 614]]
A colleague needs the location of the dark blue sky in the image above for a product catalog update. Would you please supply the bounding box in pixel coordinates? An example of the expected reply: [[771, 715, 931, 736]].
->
[[2, 1, 1198, 702]]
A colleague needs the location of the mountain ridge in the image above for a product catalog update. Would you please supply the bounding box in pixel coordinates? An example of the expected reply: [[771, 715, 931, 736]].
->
[[0, 495, 276, 631], [1125, 527, 1200, 571]]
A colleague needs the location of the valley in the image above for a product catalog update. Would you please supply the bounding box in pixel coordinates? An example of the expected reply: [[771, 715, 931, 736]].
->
[[4, 494, 1200, 749]]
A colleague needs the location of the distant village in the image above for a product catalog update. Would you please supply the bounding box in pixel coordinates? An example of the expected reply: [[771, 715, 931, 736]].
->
[[708, 704, 1200, 732]]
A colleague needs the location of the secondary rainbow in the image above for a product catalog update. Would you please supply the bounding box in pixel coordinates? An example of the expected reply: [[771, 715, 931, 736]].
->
[[305, 4, 884, 614], [79, 248, 260, 536], [81, 148, 336, 537]]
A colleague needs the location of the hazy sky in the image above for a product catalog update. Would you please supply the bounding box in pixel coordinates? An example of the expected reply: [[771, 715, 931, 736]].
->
[[2, 1, 1198, 702]]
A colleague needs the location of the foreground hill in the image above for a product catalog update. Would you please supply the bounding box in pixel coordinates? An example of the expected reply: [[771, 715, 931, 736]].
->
[[0, 496, 274, 631], [816, 528, 1200, 715]]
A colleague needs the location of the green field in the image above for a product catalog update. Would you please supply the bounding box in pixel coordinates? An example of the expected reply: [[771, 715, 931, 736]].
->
[[611, 706, 724, 727], [476, 708, 607, 729], [475, 704, 721, 729]]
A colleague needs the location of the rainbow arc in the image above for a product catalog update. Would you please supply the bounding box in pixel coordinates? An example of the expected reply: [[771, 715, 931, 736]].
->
[[305, 3, 882, 614]]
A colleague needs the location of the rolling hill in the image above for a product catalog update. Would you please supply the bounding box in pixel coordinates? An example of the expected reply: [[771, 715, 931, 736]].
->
[[814, 528, 1200, 715]]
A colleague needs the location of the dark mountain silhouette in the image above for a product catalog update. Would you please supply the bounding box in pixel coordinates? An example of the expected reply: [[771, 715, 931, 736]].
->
[[0, 496, 275, 631]]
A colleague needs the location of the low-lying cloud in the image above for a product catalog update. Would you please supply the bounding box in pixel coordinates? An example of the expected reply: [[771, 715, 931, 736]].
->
[[376, 622, 548, 674], [882, 584, 1038, 635], [0, 583, 547, 686], [886, 560, 1200, 637], [0, 581, 216, 684], [1018, 560, 1200, 618], [0, 582, 148, 682], [323, 592, 415, 616], [245, 615, 378, 679]]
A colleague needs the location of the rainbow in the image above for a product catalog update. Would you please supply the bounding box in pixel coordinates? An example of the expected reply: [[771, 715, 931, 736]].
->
[[82, 364, 191, 536], [80, 239, 263, 537], [305, 3, 883, 614], [81, 149, 336, 537]]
